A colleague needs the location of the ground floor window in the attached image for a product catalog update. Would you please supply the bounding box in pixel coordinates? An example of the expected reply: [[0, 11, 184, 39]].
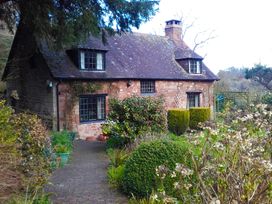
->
[[79, 95, 106, 122], [187, 92, 200, 108], [140, 80, 155, 94]]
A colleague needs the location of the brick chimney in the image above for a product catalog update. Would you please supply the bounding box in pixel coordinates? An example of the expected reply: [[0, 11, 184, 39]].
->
[[165, 20, 182, 42]]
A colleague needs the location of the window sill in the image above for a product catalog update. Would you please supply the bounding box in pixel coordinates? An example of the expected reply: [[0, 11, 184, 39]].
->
[[141, 93, 156, 97], [79, 70, 106, 72], [189, 73, 203, 75], [79, 120, 106, 125]]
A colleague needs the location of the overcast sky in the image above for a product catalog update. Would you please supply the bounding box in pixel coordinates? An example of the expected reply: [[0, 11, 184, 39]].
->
[[137, 0, 272, 74]]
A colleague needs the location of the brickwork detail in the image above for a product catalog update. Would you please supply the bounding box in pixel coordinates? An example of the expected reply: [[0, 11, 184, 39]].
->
[[58, 80, 214, 139]]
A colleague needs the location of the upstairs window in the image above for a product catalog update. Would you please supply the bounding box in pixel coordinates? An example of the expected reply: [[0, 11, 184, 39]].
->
[[140, 81, 155, 94], [189, 60, 201, 74], [80, 50, 105, 71], [187, 92, 200, 108], [79, 95, 106, 122]]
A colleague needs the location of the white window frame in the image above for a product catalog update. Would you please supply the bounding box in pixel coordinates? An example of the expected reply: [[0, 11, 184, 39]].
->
[[79, 50, 105, 71], [189, 60, 201, 74]]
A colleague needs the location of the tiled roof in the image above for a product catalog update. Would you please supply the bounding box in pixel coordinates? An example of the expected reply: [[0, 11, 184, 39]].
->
[[39, 32, 219, 81]]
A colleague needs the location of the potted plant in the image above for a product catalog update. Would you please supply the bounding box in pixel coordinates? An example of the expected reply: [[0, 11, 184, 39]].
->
[[54, 144, 70, 167]]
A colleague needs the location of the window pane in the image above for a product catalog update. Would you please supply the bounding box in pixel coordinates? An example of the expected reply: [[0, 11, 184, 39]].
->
[[80, 51, 85, 69], [141, 81, 155, 93], [196, 61, 200, 74], [97, 96, 105, 119], [189, 60, 201, 74], [79, 95, 106, 122], [187, 93, 200, 108], [96, 53, 103, 70]]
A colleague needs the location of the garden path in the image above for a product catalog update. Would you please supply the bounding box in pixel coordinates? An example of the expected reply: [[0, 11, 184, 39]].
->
[[45, 140, 128, 204]]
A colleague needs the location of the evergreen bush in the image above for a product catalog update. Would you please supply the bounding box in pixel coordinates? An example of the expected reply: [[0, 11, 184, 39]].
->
[[189, 107, 211, 129], [122, 140, 191, 198], [103, 96, 167, 147], [167, 109, 189, 135]]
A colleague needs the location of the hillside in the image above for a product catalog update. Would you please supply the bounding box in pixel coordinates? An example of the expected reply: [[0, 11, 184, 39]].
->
[[0, 31, 14, 92]]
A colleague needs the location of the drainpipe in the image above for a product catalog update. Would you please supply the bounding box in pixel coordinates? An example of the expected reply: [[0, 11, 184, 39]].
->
[[56, 82, 60, 131]]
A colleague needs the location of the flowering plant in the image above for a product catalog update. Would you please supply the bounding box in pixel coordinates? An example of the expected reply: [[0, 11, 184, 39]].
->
[[153, 103, 272, 203]]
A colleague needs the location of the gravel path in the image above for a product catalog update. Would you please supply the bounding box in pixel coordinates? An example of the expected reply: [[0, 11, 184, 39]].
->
[[45, 140, 128, 204]]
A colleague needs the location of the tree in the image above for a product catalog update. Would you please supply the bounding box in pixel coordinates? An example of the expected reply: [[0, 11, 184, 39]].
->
[[0, 0, 159, 48], [245, 64, 272, 90]]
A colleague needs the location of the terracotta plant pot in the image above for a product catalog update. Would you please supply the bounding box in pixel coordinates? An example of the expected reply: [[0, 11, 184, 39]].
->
[[97, 134, 108, 142]]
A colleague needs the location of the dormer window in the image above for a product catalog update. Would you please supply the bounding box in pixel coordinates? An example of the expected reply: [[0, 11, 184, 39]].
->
[[189, 60, 201, 74], [80, 50, 105, 71]]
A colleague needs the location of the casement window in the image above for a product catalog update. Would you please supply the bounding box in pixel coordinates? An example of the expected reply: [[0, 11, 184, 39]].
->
[[140, 80, 156, 94], [187, 92, 200, 108], [79, 95, 106, 122], [80, 50, 105, 71], [189, 60, 201, 74]]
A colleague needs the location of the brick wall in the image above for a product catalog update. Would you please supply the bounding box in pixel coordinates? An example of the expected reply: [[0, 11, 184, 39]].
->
[[58, 80, 214, 139]]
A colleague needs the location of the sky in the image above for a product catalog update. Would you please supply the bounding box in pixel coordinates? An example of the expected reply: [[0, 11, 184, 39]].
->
[[136, 0, 272, 74]]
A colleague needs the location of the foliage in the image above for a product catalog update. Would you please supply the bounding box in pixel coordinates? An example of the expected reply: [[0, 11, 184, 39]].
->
[[189, 107, 210, 129], [0, 0, 159, 48], [167, 109, 189, 135], [8, 188, 51, 204], [54, 144, 70, 154], [14, 113, 51, 189], [122, 140, 191, 198], [51, 131, 72, 152], [149, 103, 272, 203], [245, 64, 272, 90], [0, 32, 13, 93], [0, 100, 16, 144], [107, 148, 129, 168], [107, 165, 125, 188], [106, 133, 128, 149], [70, 82, 101, 97], [103, 96, 167, 147], [129, 192, 167, 204], [0, 101, 51, 201], [262, 92, 272, 105]]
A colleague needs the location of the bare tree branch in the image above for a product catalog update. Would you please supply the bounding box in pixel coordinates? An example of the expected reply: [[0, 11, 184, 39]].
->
[[193, 30, 217, 51]]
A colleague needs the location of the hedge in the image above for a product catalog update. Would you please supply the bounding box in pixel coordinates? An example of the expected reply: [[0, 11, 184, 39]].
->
[[189, 107, 211, 129], [122, 140, 191, 198], [167, 109, 189, 135]]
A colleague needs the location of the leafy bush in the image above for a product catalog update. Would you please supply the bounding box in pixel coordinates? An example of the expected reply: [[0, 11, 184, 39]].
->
[[167, 109, 189, 135], [107, 148, 129, 167], [103, 96, 167, 147], [106, 133, 128, 149], [189, 107, 210, 129], [122, 140, 191, 198], [51, 131, 72, 152], [262, 92, 272, 105], [107, 165, 125, 188], [0, 101, 51, 201], [149, 104, 272, 203]]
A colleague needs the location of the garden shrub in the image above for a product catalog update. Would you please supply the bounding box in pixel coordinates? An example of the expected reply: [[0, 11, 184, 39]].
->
[[51, 131, 72, 152], [122, 140, 191, 198], [107, 148, 129, 167], [143, 103, 272, 203], [103, 96, 167, 147], [107, 165, 125, 188], [262, 92, 272, 105], [167, 109, 189, 135], [106, 133, 128, 149], [189, 107, 210, 129], [0, 101, 51, 202]]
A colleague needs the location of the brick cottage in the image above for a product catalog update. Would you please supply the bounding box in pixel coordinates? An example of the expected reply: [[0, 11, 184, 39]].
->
[[3, 20, 219, 139]]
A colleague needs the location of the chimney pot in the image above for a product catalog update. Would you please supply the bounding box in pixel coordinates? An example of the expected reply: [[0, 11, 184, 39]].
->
[[165, 19, 182, 42]]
